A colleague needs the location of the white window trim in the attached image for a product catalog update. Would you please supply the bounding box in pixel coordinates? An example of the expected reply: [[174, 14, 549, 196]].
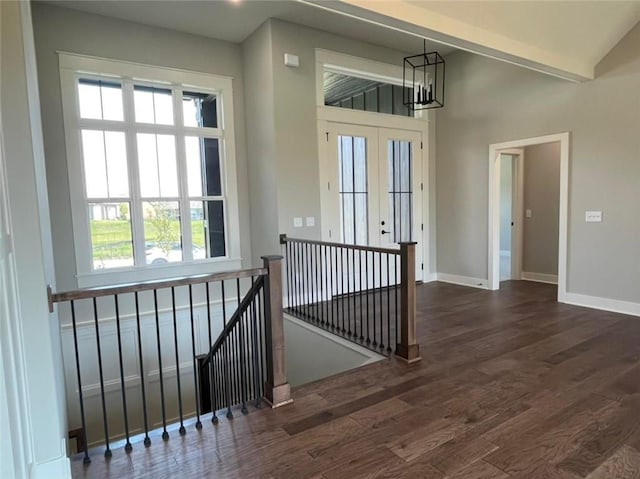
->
[[58, 52, 242, 288]]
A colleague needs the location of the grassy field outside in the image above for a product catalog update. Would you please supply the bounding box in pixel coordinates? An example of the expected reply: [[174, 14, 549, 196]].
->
[[90, 219, 206, 261]]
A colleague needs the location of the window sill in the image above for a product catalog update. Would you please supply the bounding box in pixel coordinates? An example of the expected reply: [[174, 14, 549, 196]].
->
[[75, 257, 243, 289]]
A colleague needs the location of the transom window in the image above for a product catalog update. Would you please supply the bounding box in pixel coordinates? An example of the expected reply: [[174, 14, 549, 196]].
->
[[60, 54, 240, 282]]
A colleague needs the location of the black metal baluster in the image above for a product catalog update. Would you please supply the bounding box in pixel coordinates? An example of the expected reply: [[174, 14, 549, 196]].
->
[[323, 245, 329, 328], [386, 253, 392, 353], [171, 287, 185, 435], [133, 293, 151, 447], [395, 254, 399, 352], [92, 298, 111, 458], [287, 242, 293, 311], [206, 282, 212, 348], [235, 279, 242, 408], [315, 244, 321, 325], [358, 250, 366, 342], [366, 250, 371, 345], [251, 283, 262, 408], [371, 253, 378, 347], [304, 242, 310, 320], [257, 286, 265, 398], [153, 290, 169, 440], [351, 248, 357, 338], [340, 247, 345, 334], [346, 248, 352, 337], [70, 301, 91, 464], [210, 353, 218, 424], [221, 281, 232, 419], [377, 253, 384, 350], [114, 294, 132, 452], [189, 285, 202, 429], [239, 308, 248, 414], [330, 245, 335, 331], [291, 243, 300, 314]]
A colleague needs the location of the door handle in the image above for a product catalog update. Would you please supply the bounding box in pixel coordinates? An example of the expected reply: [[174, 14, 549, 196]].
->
[[381, 230, 391, 235]]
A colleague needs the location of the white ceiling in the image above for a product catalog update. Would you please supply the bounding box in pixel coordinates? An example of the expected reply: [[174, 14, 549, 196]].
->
[[322, 0, 640, 80], [41, 0, 640, 81], [45, 0, 455, 55]]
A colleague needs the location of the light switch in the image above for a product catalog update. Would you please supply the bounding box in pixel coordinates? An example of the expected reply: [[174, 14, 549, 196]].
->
[[293, 217, 303, 228], [585, 211, 603, 223], [525, 209, 532, 218], [306, 216, 315, 227]]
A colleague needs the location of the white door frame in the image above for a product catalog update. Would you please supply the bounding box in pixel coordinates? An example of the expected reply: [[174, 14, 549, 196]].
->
[[488, 133, 569, 302]]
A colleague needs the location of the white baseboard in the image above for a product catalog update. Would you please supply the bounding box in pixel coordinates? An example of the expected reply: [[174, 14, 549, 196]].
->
[[564, 292, 640, 318], [521, 272, 558, 285], [422, 272, 437, 283], [436, 273, 488, 289], [30, 454, 71, 479]]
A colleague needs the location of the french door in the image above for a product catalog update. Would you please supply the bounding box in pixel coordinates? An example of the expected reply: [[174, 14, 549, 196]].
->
[[324, 122, 423, 275]]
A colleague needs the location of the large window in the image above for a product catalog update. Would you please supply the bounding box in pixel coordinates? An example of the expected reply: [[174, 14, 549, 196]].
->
[[60, 54, 240, 282]]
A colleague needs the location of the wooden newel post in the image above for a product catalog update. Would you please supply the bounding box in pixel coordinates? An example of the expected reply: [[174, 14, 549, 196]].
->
[[397, 242, 421, 363], [262, 255, 293, 407]]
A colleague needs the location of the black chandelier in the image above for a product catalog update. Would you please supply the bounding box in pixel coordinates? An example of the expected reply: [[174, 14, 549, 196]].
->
[[403, 40, 445, 110]]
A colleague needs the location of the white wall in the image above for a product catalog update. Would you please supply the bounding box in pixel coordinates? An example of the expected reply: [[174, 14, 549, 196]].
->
[[1, 1, 70, 476], [436, 22, 640, 304], [31, 3, 254, 290]]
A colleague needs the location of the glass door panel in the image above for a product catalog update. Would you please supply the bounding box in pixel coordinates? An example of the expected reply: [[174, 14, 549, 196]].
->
[[387, 139, 413, 243], [338, 135, 368, 245]]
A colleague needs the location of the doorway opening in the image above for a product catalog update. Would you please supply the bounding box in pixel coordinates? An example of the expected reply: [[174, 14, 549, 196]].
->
[[498, 149, 523, 282], [488, 133, 570, 302]]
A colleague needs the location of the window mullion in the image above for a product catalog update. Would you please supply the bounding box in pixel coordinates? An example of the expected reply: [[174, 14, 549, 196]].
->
[[174, 87, 193, 261], [123, 79, 146, 266]]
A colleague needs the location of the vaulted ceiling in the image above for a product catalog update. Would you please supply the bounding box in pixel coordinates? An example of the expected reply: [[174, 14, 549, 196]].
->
[[44, 0, 640, 81], [309, 0, 640, 81]]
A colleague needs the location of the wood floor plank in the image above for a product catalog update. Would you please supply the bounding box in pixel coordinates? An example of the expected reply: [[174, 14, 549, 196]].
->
[[585, 445, 640, 479], [446, 460, 509, 479], [71, 282, 640, 479]]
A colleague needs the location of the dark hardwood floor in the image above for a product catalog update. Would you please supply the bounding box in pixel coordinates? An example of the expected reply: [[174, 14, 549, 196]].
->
[[72, 281, 640, 478]]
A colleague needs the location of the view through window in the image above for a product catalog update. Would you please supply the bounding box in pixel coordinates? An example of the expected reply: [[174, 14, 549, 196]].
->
[[77, 77, 227, 269]]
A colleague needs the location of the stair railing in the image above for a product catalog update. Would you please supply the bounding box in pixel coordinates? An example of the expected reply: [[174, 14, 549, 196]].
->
[[280, 234, 420, 363], [48, 255, 290, 465]]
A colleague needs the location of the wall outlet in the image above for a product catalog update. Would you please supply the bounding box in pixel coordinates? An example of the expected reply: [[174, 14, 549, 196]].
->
[[525, 209, 532, 218], [306, 216, 315, 227], [293, 217, 303, 228], [585, 211, 603, 223]]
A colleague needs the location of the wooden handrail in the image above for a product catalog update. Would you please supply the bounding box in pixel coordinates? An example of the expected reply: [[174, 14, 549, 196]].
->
[[202, 275, 265, 364], [48, 267, 267, 311], [280, 234, 400, 256]]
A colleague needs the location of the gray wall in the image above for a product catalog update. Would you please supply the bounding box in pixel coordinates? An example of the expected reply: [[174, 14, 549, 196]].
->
[[436, 22, 640, 303], [2, 1, 69, 473], [244, 19, 426, 262], [242, 21, 280, 264], [523, 142, 560, 276], [31, 3, 253, 288]]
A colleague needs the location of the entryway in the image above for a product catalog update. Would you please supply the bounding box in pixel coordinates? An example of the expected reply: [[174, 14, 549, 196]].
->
[[488, 133, 569, 302], [321, 122, 424, 274]]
